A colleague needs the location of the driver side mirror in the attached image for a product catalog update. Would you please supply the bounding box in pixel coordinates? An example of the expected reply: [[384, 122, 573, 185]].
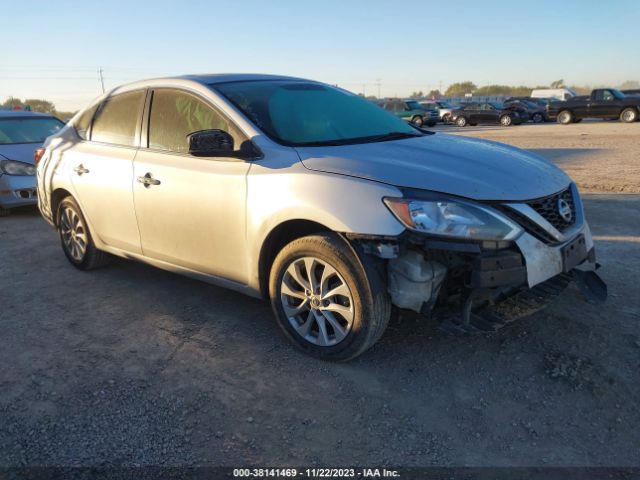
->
[[187, 129, 234, 157]]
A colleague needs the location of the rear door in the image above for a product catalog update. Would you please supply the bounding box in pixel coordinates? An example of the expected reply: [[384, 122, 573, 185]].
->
[[69, 90, 144, 254], [132, 88, 250, 281]]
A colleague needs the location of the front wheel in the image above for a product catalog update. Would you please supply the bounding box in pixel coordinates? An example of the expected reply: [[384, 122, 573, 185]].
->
[[57, 196, 112, 270], [557, 110, 573, 125], [455, 116, 467, 127], [620, 108, 638, 123], [269, 233, 390, 361], [500, 115, 513, 126], [411, 115, 424, 127]]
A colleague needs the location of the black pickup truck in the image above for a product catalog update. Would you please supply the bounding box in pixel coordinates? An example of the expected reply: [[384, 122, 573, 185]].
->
[[547, 88, 640, 124]]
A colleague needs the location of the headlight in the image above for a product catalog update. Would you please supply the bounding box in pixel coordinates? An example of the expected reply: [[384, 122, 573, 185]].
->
[[384, 197, 523, 241], [0, 160, 37, 176]]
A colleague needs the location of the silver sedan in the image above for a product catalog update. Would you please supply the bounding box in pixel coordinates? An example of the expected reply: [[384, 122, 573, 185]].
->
[[37, 74, 605, 360]]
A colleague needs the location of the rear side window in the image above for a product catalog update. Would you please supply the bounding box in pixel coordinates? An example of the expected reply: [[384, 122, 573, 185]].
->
[[91, 91, 144, 147], [74, 104, 98, 140], [148, 89, 231, 154]]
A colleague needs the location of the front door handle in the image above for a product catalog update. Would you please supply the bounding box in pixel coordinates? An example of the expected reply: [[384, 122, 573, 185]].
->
[[137, 172, 161, 188], [73, 164, 89, 175]]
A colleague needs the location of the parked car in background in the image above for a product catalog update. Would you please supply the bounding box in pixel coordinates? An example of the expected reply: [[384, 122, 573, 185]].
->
[[419, 100, 459, 123], [548, 88, 640, 124], [0, 110, 64, 216], [531, 88, 577, 101], [377, 99, 438, 127], [36, 73, 605, 360], [451, 102, 524, 127], [622, 89, 640, 96], [504, 99, 548, 123]]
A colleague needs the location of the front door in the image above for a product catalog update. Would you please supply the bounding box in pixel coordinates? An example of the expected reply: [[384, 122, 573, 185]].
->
[[69, 90, 145, 254], [132, 89, 250, 282]]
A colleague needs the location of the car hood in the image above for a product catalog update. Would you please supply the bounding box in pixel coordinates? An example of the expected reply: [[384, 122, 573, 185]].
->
[[295, 133, 570, 201], [0, 143, 39, 165]]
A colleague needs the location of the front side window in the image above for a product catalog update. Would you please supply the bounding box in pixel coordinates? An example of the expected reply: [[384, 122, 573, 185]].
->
[[405, 100, 422, 110], [91, 90, 145, 147], [214, 81, 419, 146], [0, 117, 64, 145], [148, 90, 231, 153]]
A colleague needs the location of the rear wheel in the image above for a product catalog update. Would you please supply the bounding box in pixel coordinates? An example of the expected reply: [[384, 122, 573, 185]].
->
[[557, 110, 573, 125], [455, 116, 467, 127], [411, 115, 424, 127], [500, 115, 513, 126], [269, 233, 390, 361], [620, 107, 638, 123], [532, 112, 544, 123], [57, 196, 112, 270]]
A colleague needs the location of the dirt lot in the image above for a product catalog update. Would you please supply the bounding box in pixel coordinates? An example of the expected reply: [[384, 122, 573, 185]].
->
[[1, 121, 639, 467]]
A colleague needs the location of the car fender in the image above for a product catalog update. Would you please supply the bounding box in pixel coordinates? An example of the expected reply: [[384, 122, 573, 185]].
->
[[244, 155, 405, 291]]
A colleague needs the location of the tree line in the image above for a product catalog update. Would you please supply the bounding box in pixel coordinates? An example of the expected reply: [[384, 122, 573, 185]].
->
[[409, 79, 640, 99], [1, 97, 76, 120]]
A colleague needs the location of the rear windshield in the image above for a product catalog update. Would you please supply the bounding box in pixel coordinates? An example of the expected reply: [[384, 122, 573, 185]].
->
[[0, 117, 64, 145]]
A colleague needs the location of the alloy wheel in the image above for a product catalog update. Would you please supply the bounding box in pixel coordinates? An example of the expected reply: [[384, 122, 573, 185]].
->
[[280, 256, 354, 347], [60, 206, 88, 261]]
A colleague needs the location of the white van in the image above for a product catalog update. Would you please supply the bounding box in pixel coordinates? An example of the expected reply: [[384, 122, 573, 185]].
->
[[531, 88, 577, 101]]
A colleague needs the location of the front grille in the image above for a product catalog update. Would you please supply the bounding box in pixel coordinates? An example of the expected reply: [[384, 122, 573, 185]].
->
[[527, 187, 576, 231]]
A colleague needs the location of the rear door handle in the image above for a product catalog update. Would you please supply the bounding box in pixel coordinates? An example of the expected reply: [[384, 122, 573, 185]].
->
[[137, 172, 161, 187], [73, 164, 89, 175]]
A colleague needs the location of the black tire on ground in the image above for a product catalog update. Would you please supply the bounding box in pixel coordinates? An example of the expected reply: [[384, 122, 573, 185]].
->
[[0, 206, 10, 217], [620, 107, 638, 123], [427, 121, 437, 127], [532, 112, 544, 123], [56, 196, 112, 270], [557, 110, 574, 125], [269, 233, 391, 361], [500, 115, 513, 126], [455, 116, 467, 127], [411, 116, 424, 127]]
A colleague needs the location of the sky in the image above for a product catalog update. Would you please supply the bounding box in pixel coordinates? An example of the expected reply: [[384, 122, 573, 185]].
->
[[1, 0, 639, 111]]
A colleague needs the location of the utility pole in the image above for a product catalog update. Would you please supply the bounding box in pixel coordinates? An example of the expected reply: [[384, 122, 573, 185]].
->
[[98, 67, 105, 93], [375, 78, 381, 99]]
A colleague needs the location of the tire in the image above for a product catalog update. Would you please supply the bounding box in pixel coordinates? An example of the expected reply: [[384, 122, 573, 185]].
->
[[500, 115, 513, 127], [56, 196, 112, 270], [620, 107, 638, 123], [0, 206, 10, 217], [532, 112, 544, 123], [269, 233, 391, 361], [411, 116, 424, 127], [427, 121, 437, 127], [557, 110, 573, 125], [442, 114, 451, 124], [455, 116, 467, 127]]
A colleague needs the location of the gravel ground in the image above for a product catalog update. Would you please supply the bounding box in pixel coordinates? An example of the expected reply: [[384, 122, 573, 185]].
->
[[1, 121, 639, 467]]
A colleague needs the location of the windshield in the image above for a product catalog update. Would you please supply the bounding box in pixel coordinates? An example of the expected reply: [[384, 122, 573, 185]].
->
[[437, 101, 452, 108], [213, 80, 421, 146], [0, 117, 64, 145], [611, 89, 626, 99]]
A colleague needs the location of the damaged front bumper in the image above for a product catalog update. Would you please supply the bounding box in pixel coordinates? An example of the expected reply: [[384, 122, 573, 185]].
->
[[353, 217, 606, 333]]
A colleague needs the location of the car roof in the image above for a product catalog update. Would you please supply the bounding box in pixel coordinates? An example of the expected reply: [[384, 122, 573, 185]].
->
[[179, 73, 312, 84], [0, 110, 56, 118]]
